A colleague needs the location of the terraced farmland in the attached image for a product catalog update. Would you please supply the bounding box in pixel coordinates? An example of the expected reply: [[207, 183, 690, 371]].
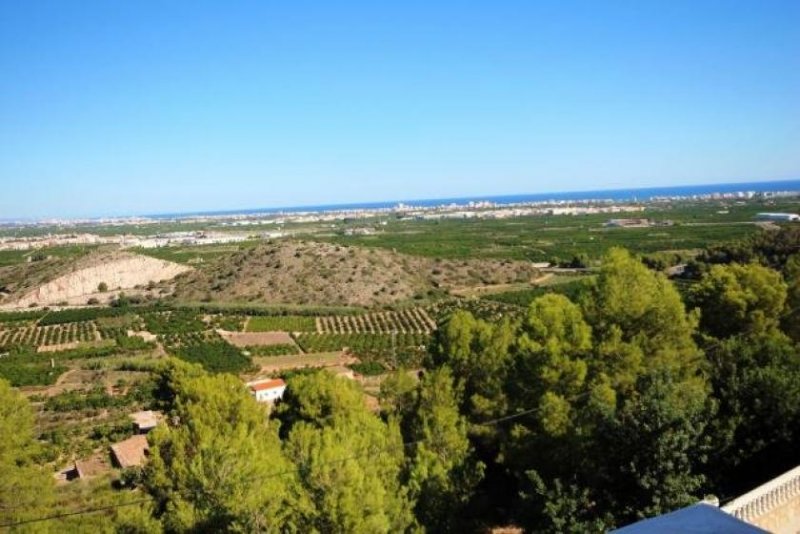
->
[[0, 321, 105, 348], [315, 308, 436, 334], [245, 315, 317, 332]]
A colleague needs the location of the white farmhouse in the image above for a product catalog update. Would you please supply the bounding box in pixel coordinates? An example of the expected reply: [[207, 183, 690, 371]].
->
[[246, 378, 287, 404], [756, 212, 800, 222]]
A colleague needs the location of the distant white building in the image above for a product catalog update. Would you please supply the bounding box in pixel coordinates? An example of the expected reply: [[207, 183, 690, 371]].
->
[[604, 218, 651, 228], [756, 212, 800, 222], [246, 378, 287, 404]]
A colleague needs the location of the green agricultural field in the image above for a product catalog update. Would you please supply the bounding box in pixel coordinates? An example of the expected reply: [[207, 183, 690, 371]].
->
[[245, 315, 317, 332], [0, 249, 33, 267], [169, 339, 253, 374], [176, 301, 365, 316], [0, 310, 45, 324], [38, 306, 131, 326], [317, 200, 799, 261], [0, 340, 152, 387], [0, 355, 68, 387], [209, 314, 246, 331], [142, 310, 206, 334]]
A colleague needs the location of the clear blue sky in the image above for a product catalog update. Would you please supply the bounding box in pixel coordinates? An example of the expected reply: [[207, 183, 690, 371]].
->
[[1, 1, 798, 218]]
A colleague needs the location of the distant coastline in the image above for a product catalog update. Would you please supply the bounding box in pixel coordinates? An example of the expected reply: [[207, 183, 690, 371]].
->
[[147, 179, 800, 220], [2, 179, 799, 225]]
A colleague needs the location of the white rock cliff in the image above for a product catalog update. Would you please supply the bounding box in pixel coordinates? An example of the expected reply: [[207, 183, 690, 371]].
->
[[13, 254, 191, 306]]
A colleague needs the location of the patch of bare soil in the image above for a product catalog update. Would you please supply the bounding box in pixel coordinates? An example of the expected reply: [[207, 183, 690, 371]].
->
[[76, 452, 112, 480], [217, 330, 295, 347], [248, 351, 357, 375], [449, 274, 554, 297]]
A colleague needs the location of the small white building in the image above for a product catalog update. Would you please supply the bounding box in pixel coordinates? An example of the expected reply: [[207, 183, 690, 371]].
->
[[246, 378, 287, 404], [756, 212, 800, 222], [129, 410, 160, 434]]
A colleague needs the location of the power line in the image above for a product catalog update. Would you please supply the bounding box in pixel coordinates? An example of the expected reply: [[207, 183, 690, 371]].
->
[[0, 498, 151, 529], [0, 404, 545, 529], [3, 364, 709, 529], [473, 405, 543, 426], [255, 405, 546, 482]]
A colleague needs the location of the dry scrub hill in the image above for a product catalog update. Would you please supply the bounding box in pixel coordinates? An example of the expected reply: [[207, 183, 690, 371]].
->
[[0, 251, 191, 308], [170, 241, 539, 307]]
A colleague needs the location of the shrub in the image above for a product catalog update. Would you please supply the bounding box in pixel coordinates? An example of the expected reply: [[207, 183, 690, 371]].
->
[[116, 335, 156, 352], [349, 361, 386, 376], [119, 466, 144, 488], [116, 359, 160, 372]]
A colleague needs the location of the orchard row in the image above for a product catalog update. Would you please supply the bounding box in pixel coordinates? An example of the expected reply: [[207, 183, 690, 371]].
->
[[315, 308, 436, 335], [0, 321, 104, 348]]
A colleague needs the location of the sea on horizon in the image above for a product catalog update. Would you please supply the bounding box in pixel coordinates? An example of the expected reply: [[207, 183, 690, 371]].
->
[[147, 179, 800, 220]]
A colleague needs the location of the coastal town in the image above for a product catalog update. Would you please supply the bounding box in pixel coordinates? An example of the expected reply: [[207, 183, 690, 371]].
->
[[2, 186, 798, 253]]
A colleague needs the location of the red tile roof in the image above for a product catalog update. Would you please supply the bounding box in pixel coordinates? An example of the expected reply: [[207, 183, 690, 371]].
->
[[248, 378, 286, 392]]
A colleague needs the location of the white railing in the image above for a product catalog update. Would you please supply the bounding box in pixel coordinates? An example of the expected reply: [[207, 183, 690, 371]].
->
[[722, 464, 800, 522]]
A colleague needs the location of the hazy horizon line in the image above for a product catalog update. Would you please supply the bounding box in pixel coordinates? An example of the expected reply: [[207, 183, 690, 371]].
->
[[4, 177, 799, 224]]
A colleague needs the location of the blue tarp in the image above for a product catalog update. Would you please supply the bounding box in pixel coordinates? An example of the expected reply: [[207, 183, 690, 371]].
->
[[612, 503, 769, 534]]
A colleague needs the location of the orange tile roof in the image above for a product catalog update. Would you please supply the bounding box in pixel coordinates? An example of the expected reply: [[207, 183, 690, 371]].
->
[[248, 378, 286, 392]]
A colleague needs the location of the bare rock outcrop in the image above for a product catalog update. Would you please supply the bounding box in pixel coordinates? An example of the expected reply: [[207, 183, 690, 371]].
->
[[12, 253, 191, 307]]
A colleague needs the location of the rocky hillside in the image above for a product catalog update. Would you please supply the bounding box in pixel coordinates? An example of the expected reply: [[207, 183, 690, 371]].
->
[[0, 251, 191, 307], [171, 240, 539, 307]]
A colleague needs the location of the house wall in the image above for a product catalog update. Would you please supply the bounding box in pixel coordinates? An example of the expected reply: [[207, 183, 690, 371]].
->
[[723, 464, 800, 533], [749, 494, 800, 534], [254, 386, 285, 403]]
